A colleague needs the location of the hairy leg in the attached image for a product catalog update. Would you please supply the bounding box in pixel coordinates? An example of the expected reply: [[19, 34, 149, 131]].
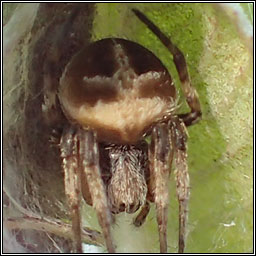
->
[[78, 128, 115, 253], [170, 117, 190, 253], [132, 9, 202, 126], [149, 123, 173, 253], [133, 201, 150, 227], [60, 126, 82, 253]]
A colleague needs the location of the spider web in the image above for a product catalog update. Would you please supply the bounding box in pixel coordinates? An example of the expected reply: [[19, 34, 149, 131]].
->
[[3, 3, 96, 253]]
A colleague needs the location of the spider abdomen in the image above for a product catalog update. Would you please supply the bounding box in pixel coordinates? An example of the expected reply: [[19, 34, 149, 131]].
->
[[59, 38, 176, 143]]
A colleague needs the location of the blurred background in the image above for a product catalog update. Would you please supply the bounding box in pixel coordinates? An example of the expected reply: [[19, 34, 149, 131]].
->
[[3, 3, 253, 253]]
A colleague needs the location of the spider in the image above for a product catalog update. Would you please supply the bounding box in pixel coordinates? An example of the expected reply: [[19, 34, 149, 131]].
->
[[44, 8, 201, 253]]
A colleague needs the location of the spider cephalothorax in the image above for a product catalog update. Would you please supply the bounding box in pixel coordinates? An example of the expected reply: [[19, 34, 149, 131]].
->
[[106, 143, 149, 214], [44, 8, 201, 253]]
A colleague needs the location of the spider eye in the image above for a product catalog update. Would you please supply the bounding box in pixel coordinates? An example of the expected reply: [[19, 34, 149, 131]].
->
[[110, 152, 118, 159], [119, 203, 125, 212]]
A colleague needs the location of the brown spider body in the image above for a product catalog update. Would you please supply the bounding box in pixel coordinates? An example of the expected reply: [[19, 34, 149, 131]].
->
[[44, 8, 202, 253], [59, 38, 177, 144]]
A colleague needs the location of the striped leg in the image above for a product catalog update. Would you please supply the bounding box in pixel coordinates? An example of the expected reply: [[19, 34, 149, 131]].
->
[[78, 129, 115, 253], [149, 122, 173, 253], [132, 9, 202, 126], [170, 117, 190, 253], [60, 127, 82, 253]]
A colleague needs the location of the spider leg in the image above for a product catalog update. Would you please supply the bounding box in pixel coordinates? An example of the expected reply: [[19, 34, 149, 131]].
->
[[78, 128, 115, 253], [170, 117, 190, 253], [132, 9, 202, 126], [133, 201, 150, 227], [60, 126, 82, 253], [150, 123, 174, 253]]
